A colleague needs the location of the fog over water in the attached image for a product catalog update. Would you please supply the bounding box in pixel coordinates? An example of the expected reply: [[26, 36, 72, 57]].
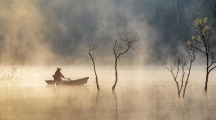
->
[[1, 0, 216, 120], [0, 66, 216, 120]]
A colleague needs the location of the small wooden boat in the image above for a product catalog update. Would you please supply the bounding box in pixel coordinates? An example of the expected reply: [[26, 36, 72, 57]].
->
[[45, 77, 89, 85]]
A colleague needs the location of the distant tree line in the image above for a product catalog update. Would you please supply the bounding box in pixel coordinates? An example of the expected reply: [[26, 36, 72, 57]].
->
[[48, 0, 216, 63], [132, 0, 216, 61]]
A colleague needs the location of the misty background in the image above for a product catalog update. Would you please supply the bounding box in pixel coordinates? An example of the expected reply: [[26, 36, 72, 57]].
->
[[0, 0, 216, 65]]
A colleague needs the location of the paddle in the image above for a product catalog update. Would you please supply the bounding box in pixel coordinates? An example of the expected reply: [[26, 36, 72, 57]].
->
[[63, 77, 73, 81]]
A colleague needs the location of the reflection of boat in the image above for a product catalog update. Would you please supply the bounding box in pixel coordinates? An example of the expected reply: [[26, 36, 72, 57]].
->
[[45, 77, 89, 85]]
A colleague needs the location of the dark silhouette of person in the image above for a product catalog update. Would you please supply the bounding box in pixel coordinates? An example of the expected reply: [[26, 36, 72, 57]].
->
[[53, 68, 65, 82]]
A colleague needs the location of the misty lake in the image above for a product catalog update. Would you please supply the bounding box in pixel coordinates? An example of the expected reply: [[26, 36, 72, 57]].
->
[[0, 66, 216, 120]]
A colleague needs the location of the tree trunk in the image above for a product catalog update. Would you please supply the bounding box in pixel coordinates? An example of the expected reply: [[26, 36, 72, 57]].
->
[[174, 78, 180, 97], [92, 57, 100, 90], [112, 58, 118, 90], [93, 63, 100, 90], [178, 91, 180, 98], [183, 81, 188, 98], [183, 62, 192, 98], [89, 52, 100, 90], [205, 72, 209, 91]]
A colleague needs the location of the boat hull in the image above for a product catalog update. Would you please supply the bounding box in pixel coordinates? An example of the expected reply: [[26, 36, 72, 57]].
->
[[45, 77, 89, 85]]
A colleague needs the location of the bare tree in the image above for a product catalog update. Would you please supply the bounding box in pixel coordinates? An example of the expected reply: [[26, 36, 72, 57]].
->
[[179, 57, 187, 96], [187, 18, 216, 91], [112, 31, 138, 90], [165, 56, 185, 97], [88, 38, 100, 90], [164, 49, 195, 98]]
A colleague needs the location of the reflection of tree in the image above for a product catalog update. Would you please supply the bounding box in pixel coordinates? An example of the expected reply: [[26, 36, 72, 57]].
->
[[94, 91, 100, 120], [205, 92, 209, 120], [112, 91, 118, 120]]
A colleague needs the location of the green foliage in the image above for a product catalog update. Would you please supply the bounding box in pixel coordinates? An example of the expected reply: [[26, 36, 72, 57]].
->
[[187, 17, 211, 47]]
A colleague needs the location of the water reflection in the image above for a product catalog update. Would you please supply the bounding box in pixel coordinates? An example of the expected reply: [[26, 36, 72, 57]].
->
[[1, 83, 216, 120], [94, 91, 99, 120], [205, 92, 209, 120], [1, 67, 216, 120], [112, 91, 118, 120]]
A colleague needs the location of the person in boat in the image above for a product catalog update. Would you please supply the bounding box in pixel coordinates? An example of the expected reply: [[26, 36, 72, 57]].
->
[[53, 68, 65, 82]]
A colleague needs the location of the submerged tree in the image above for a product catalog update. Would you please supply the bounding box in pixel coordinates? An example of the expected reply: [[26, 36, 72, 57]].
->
[[112, 31, 138, 90], [187, 18, 216, 92], [165, 56, 185, 97], [165, 50, 195, 98], [88, 38, 100, 90]]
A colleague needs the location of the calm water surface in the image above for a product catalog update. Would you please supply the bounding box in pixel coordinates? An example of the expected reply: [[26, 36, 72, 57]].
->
[[0, 66, 216, 120]]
